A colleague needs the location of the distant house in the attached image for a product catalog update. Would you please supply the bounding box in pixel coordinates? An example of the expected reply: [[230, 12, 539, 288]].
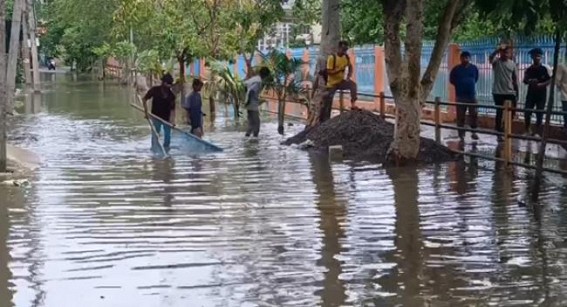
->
[[257, 0, 321, 51]]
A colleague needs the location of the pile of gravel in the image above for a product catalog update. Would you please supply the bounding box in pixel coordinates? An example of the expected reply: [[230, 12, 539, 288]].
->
[[284, 110, 459, 164]]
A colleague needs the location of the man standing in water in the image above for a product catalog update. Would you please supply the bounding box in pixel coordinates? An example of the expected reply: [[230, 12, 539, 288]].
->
[[490, 44, 519, 141], [142, 73, 176, 149], [523, 48, 551, 136], [450, 51, 479, 141], [244, 67, 270, 137]]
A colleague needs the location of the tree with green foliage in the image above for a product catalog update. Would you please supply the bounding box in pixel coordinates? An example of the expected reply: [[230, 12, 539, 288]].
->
[[224, 0, 284, 77], [41, 0, 119, 71], [259, 49, 305, 134]]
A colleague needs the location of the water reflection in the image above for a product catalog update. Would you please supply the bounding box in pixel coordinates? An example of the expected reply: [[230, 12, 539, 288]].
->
[[148, 158, 175, 207], [385, 167, 424, 306], [0, 188, 14, 307], [308, 153, 346, 306], [4, 76, 567, 306]]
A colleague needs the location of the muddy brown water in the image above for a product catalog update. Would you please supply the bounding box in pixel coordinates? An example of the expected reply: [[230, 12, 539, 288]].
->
[[1, 73, 567, 307]]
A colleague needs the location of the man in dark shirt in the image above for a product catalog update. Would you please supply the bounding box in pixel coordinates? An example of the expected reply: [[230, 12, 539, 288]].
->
[[142, 73, 176, 149], [450, 51, 479, 141], [523, 48, 551, 135]]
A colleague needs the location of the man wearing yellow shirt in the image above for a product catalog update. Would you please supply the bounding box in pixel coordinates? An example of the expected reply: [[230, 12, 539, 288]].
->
[[325, 41, 358, 110]]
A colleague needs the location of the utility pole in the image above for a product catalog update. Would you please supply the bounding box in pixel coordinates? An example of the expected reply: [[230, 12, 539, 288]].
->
[[0, 0, 8, 173], [27, 0, 41, 91], [6, 0, 25, 114], [21, 10, 32, 86]]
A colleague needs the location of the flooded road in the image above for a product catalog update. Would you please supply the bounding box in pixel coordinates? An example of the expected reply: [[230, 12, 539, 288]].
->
[[2, 74, 567, 306]]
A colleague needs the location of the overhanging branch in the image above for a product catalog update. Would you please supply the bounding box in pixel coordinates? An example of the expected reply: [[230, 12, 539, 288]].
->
[[420, 0, 468, 101]]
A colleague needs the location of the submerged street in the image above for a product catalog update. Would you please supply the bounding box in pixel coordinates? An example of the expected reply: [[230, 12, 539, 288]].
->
[[1, 73, 567, 306]]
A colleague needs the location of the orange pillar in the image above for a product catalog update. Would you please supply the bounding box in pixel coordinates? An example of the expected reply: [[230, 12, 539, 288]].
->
[[374, 46, 386, 110], [348, 49, 356, 82], [233, 56, 239, 76], [447, 43, 461, 122], [200, 58, 206, 79], [190, 62, 195, 77], [302, 49, 310, 81]]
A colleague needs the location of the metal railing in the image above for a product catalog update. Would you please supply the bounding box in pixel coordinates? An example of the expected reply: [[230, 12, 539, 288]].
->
[[333, 91, 567, 175]]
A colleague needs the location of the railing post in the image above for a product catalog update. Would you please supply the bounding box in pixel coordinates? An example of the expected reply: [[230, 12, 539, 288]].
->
[[339, 90, 344, 113], [379, 91, 386, 119], [504, 100, 513, 166], [434, 97, 441, 143]]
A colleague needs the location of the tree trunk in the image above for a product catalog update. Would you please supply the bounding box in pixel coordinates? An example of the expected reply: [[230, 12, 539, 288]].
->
[[6, 0, 24, 114], [277, 97, 286, 135], [0, 0, 7, 172], [306, 0, 340, 128], [26, 0, 40, 91], [178, 56, 186, 100], [244, 54, 253, 79], [21, 14, 31, 86], [383, 0, 466, 163], [208, 95, 216, 118], [389, 93, 422, 163]]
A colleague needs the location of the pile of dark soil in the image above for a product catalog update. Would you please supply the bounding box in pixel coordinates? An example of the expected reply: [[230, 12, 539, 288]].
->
[[284, 110, 460, 164]]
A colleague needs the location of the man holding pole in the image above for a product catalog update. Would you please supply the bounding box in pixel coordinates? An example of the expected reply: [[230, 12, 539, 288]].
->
[[142, 73, 176, 150]]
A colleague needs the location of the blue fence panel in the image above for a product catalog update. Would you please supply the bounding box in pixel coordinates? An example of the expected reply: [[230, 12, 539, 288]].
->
[[290, 48, 305, 82], [193, 59, 200, 77], [309, 46, 320, 81], [461, 36, 564, 124], [421, 42, 450, 102], [238, 55, 246, 79], [354, 46, 376, 97]]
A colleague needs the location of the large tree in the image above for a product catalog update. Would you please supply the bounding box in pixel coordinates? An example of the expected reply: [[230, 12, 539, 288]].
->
[[381, 0, 470, 162], [305, 0, 341, 127], [0, 0, 7, 172]]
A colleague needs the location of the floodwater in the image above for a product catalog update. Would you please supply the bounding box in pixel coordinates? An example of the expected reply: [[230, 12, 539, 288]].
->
[[2, 73, 567, 307]]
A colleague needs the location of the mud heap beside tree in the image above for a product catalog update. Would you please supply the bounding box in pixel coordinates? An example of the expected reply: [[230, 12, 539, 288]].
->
[[301, 0, 470, 165], [284, 110, 459, 164]]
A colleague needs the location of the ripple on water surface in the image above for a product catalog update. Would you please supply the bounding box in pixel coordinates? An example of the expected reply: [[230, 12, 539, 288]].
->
[[2, 81, 567, 307]]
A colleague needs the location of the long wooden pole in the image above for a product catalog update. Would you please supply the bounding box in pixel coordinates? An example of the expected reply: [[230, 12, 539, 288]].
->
[[21, 11, 32, 86], [133, 96, 167, 157], [6, 0, 25, 113], [531, 29, 562, 201], [27, 0, 40, 91], [147, 115, 168, 157], [0, 0, 8, 172]]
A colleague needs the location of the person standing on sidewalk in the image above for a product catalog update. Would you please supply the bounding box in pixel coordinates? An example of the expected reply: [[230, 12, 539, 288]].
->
[[244, 67, 270, 137], [555, 62, 567, 134], [523, 48, 551, 136], [450, 51, 479, 141], [490, 45, 519, 141]]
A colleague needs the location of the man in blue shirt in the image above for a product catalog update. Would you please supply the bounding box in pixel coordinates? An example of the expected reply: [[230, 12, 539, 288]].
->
[[183, 79, 204, 138], [450, 51, 479, 141]]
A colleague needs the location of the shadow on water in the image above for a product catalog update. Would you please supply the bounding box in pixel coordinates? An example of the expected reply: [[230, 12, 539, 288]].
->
[[308, 152, 347, 307], [0, 189, 14, 307]]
